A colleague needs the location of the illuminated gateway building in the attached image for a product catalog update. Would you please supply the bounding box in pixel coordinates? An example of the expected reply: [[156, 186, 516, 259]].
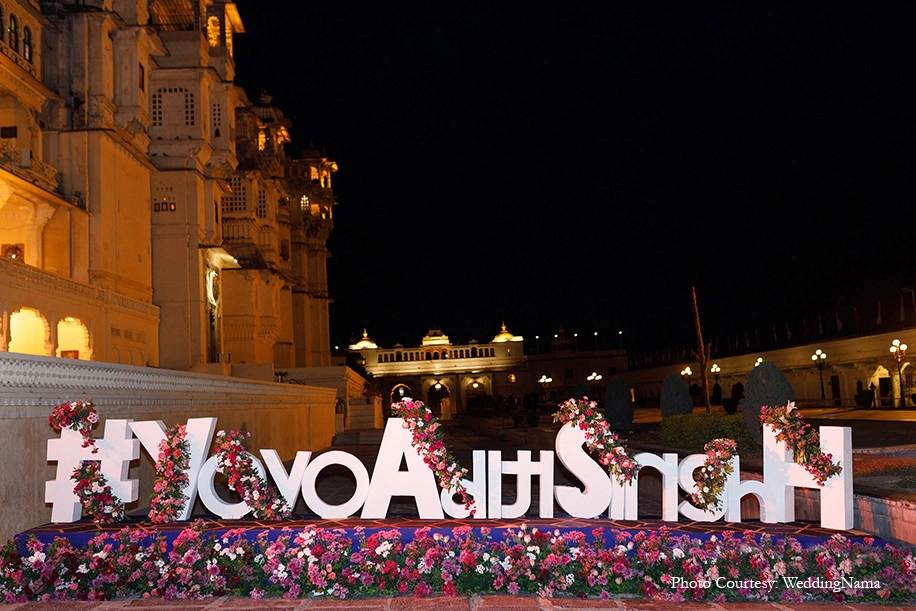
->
[[349, 325, 527, 414], [0, 0, 336, 372]]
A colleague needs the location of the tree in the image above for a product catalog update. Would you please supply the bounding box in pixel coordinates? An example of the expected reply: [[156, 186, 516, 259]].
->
[[691, 286, 712, 413]]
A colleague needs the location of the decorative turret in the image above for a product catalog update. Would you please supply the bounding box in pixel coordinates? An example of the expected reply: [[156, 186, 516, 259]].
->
[[492, 322, 524, 343], [349, 329, 379, 351]]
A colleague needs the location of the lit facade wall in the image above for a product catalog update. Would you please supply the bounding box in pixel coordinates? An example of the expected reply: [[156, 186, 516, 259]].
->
[[1, 0, 161, 365], [2, 0, 336, 374]]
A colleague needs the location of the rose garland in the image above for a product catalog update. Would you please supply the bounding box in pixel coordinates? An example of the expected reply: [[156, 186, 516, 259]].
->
[[148, 424, 191, 524], [49, 399, 124, 524], [552, 398, 640, 485], [72, 462, 124, 523], [760, 402, 842, 485], [48, 399, 99, 451], [391, 398, 476, 516], [213, 430, 291, 520], [689, 438, 737, 512]]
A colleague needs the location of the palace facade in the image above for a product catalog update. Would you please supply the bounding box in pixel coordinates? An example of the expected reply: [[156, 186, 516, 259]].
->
[[0, 0, 335, 373], [349, 325, 630, 414]]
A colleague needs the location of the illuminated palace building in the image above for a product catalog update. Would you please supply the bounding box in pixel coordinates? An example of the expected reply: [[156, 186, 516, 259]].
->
[[0, 0, 336, 372], [349, 325, 630, 414], [349, 326, 526, 415]]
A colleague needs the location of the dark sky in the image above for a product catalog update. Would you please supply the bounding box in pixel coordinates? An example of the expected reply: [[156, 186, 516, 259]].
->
[[233, 3, 916, 353]]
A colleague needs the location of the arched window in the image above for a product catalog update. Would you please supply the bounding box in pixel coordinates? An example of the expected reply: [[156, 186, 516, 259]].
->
[[206, 16, 221, 47], [8, 14, 17, 53], [0, 6, 5, 43], [22, 26, 30, 63]]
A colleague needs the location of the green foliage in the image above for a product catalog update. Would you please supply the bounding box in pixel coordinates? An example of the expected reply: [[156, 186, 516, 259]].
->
[[660, 413, 759, 455], [660, 372, 693, 418], [604, 377, 634, 431], [743, 362, 794, 443]]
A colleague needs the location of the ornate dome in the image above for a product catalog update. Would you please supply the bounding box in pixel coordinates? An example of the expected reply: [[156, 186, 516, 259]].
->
[[492, 322, 523, 343], [349, 329, 378, 350]]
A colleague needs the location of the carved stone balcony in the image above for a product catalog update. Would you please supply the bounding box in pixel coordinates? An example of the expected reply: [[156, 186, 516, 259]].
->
[[0, 139, 63, 197]]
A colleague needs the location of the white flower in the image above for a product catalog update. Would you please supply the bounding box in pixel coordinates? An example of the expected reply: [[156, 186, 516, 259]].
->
[[786, 401, 796, 413], [375, 541, 392, 558], [673, 548, 684, 559]]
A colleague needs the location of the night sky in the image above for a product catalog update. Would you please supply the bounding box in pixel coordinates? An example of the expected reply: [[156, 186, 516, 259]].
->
[[233, 3, 916, 354]]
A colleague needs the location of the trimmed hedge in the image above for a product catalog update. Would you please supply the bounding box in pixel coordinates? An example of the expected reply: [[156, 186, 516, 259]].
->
[[605, 377, 634, 432], [660, 412, 759, 455], [743, 362, 794, 444], [660, 372, 692, 418]]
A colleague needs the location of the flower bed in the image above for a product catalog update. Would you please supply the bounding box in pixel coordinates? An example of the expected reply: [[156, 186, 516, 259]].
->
[[2, 523, 913, 603]]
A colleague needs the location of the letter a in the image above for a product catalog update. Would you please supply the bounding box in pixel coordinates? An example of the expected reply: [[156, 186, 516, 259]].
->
[[361, 418, 443, 518]]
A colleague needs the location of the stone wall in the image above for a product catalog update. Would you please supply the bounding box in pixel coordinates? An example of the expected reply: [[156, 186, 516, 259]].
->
[[0, 353, 336, 541]]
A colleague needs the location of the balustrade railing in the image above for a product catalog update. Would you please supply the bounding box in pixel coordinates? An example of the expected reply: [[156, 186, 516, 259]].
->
[[0, 138, 63, 195], [0, 258, 159, 319]]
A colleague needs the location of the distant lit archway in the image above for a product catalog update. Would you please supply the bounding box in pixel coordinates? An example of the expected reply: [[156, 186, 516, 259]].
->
[[8, 308, 50, 356], [390, 384, 412, 405], [427, 380, 451, 409]]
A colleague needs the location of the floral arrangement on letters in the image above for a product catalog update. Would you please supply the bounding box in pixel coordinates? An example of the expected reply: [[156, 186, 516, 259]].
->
[[147, 424, 191, 524], [390, 398, 476, 516], [760, 402, 842, 485], [48, 399, 99, 451], [213, 430, 291, 520], [48, 399, 124, 524], [689, 438, 737, 512], [71, 461, 124, 523], [553, 398, 640, 485], [1, 524, 913, 603]]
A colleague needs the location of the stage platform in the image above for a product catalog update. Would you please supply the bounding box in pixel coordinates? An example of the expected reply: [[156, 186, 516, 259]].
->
[[15, 514, 889, 551]]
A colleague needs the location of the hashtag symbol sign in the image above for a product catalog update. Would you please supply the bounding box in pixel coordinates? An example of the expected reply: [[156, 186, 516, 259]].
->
[[45, 419, 140, 522]]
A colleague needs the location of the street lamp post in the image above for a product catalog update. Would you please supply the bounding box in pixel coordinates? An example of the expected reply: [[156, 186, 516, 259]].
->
[[890, 339, 908, 408], [710, 363, 721, 385], [594, 331, 598, 351], [534, 335, 539, 355], [811, 349, 827, 401], [538, 374, 553, 404], [680, 366, 692, 388]]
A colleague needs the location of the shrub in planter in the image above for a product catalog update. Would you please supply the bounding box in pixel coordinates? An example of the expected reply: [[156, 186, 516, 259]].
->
[[722, 397, 739, 415], [661, 372, 693, 418], [743, 361, 794, 444], [731, 381, 744, 401], [525, 412, 540, 428], [660, 413, 758, 454], [605, 377, 633, 432]]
